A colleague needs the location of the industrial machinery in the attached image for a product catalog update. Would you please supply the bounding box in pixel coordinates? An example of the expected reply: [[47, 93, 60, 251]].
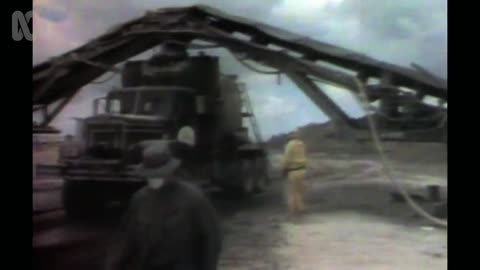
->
[[59, 45, 269, 217], [33, 5, 447, 217]]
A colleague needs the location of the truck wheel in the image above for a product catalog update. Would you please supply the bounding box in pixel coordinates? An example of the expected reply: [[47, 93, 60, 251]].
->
[[62, 181, 104, 219]]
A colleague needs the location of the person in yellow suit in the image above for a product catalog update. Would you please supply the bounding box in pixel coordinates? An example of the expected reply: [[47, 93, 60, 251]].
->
[[281, 130, 308, 216]]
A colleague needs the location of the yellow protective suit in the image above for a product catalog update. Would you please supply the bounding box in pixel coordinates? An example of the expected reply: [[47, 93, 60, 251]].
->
[[281, 135, 307, 214]]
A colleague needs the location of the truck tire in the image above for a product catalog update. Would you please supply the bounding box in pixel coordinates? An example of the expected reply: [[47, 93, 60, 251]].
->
[[62, 180, 105, 219]]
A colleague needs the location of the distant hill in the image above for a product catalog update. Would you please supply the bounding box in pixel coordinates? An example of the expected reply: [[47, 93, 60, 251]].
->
[[266, 119, 375, 154], [265, 115, 446, 154]]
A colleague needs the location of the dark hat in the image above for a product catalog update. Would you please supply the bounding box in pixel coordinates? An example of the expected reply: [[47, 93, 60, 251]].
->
[[134, 141, 181, 178]]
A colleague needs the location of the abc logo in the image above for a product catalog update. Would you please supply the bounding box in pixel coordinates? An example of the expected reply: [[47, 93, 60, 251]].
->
[[12, 11, 32, 41]]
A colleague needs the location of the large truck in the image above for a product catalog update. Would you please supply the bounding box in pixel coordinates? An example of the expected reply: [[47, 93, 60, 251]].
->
[[61, 48, 270, 217]]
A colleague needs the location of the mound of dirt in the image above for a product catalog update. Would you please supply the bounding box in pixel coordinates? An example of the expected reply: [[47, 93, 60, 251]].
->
[[266, 121, 447, 160]]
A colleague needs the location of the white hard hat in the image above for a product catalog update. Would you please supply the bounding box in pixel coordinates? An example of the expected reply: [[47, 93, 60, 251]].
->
[[177, 126, 196, 147]]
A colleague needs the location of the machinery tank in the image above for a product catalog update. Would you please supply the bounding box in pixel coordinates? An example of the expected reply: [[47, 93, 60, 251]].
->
[[218, 75, 244, 137], [121, 55, 220, 96], [121, 54, 248, 146]]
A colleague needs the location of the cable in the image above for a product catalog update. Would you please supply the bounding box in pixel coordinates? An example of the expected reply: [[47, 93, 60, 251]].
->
[[353, 77, 447, 228], [231, 52, 284, 85], [70, 53, 122, 73], [90, 72, 118, 84], [231, 52, 281, 75]]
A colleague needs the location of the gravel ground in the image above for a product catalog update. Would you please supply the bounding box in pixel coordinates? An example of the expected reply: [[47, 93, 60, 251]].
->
[[216, 144, 447, 270], [215, 178, 447, 270], [34, 144, 447, 270]]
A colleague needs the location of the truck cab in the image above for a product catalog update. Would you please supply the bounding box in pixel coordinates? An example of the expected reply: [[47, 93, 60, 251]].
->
[[61, 52, 269, 218], [81, 86, 196, 160]]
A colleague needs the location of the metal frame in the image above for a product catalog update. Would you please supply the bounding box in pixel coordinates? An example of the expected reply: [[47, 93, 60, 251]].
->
[[33, 5, 447, 130]]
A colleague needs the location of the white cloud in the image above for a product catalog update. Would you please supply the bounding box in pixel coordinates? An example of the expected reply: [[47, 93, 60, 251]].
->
[[256, 95, 297, 117], [240, 73, 280, 88], [318, 84, 366, 117], [272, 0, 344, 19], [50, 85, 111, 135]]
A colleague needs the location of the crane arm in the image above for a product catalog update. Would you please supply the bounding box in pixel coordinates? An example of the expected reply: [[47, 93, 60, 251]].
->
[[33, 5, 447, 129]]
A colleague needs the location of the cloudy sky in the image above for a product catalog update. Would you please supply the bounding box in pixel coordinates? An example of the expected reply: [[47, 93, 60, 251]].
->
[[33, 0, 447, 139]]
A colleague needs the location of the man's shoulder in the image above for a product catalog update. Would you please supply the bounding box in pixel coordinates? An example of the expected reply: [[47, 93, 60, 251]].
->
[[175, 181, 215, 208], [131, 186, 150, 202], [176, 181, 205, 197], [133, 181, 210, 206]]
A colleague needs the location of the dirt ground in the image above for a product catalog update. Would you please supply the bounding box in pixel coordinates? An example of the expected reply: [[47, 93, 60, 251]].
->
[[217, 183, 447, 270], [217, 142, 447, 270], [33, 142, 447, 270]]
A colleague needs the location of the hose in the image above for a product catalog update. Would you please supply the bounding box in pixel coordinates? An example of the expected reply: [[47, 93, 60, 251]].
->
[[231, 52, 281, 75], [353, 77, 447, 228], [70, 53, 122, 73], [90, 72, 117, 84]]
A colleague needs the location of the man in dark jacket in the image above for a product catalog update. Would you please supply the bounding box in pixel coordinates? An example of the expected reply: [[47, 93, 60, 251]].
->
[[105, 141, 222, 270]]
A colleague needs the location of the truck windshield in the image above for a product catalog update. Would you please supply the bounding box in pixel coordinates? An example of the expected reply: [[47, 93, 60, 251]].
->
[[138, 93, 173, 116], [107, 90, 174, 117], [107, 91, 136, 114]]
